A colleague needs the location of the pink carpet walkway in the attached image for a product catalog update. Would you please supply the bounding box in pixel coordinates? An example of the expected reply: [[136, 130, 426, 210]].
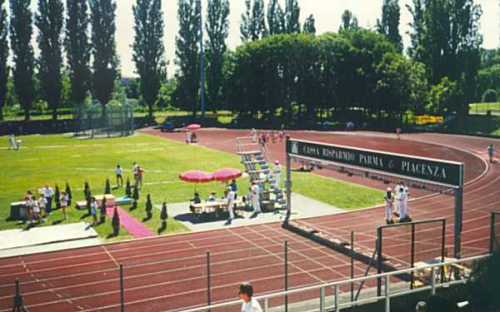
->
[[106, 206, 154, 238]]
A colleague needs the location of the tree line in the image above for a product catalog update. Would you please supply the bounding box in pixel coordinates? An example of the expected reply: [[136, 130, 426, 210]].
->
[[0, 0, 491, 126]]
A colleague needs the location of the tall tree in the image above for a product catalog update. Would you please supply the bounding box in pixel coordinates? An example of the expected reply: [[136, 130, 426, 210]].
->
[[267, 0, 285, 35], [36, 0, 64, 121], [206, 0, 230, 111], [303, 14, 316, 34], [284, 0, 300, 33], [132, 0, 166, 119], [89, 0, 119, 109], [176, 0, 201, 116], [65, 0, 91, 108], [10, 0, 35, 120], [0, 0, 8, 121], [407, 0, 482, 119], [377, 0, 403, 52], [240, 0, 267, 41], [339, 10, 359, 32]]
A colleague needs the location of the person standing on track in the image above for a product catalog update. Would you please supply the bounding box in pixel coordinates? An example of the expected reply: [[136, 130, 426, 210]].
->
[[403, 185, 412, 222], [251, 128, 257, 143], [384, 188, 394, 224], [488, 144, 495, 163], [394, 182, 401, 217], [239, 283, 263, 312]]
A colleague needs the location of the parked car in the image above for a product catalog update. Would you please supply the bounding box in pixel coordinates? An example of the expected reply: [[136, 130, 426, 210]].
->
[[160, 121, 176, 132]]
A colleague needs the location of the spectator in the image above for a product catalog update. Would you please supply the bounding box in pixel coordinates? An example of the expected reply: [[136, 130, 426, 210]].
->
[[230, 179, 238, 197], [32, 197, 40, 223], [239, 283, 262, 312], [136, 166, 144, 189], [226, 187, 236, 225], [90, 197, 98, 225], [60, 191, 69, 221], [24, 192, 34, 224], [190, 193, 202, 212], [37, 196, 47, 221], [208, 192, 217, 202], [115, 164, 124, 187], [250, 182, 261, 217], [41, 185, 54, 214]]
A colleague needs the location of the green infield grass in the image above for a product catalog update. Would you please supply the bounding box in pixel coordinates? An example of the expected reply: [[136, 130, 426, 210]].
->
[[0, 133, 383, 239]]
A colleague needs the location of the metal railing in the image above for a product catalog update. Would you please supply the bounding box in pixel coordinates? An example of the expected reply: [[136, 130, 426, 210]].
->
[[177, 254, 489, 312]]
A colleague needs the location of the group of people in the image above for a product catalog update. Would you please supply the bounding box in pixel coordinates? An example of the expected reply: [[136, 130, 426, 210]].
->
[[23, 185, 70, 224], [384, 182, 412, 224], [114, 163, 145, 189], [185, 131, 198, 144], [251, 129, 286, 149]]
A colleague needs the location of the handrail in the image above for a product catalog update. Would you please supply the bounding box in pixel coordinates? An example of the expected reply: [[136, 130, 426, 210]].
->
[[175, 254, 489, 312]]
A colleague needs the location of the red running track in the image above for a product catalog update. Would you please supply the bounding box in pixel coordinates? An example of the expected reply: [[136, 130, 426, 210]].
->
[[0, 130, 498, 311]]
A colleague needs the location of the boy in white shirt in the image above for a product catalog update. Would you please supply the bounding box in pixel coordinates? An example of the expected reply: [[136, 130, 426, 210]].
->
[[239, 283, 262, 312]]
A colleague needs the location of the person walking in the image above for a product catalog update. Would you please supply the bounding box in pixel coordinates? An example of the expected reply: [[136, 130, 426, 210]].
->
[[41, 185, 54, 215], [226, 187, 236, 225], [384, 188, 394, 224], [251, 182, 261, 216], [115, 164, 124, 187], [32, 197, 40, 223], [487, 144, 495, 163], [239, 283, 262, 312]]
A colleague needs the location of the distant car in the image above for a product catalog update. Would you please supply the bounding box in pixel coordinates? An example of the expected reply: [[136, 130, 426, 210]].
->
[[160, 122, 176, 132]]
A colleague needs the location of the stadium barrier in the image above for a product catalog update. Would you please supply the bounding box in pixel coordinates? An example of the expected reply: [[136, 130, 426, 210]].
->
[[178, 254, 489, 312]]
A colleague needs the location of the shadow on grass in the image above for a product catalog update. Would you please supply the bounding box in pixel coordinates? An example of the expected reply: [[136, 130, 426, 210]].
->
[[157, 222, 167, 234]]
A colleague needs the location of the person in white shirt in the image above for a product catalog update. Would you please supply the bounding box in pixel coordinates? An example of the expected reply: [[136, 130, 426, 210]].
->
[[115, 164, 123, 187], [251, 182, 261, 215], [60, 192, 69, 221], [393, 183, 401, 216], [239, 283, 262, 312], [272, 160, 281, 189], [226, 187, 236, 225], [41, 185, 54, 214], [38, 196, 47, 220], [251, 128, 257, 143], [32, 198, 40, 222]]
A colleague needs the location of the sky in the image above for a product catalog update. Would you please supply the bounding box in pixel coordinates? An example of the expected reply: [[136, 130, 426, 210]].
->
[[18, 0, 500, 77]]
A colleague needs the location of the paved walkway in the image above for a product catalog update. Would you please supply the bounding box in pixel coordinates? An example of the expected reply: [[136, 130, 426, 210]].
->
[[0, 222, 99, 258], [106, 206, 154, 238], [162, 193, 344, 232]]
